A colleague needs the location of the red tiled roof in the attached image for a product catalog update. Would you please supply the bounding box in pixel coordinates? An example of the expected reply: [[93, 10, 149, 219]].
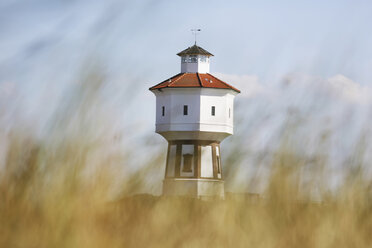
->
[[149, 73, 240, 93]]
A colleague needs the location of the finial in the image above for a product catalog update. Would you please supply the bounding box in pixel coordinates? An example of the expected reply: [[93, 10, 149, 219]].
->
[[191, 28, 201, 45]]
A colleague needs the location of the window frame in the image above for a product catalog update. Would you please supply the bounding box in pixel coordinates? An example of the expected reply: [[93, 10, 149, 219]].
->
[[211, 106, 215, 116], [183, 105, 188, 115], [189, 55, 197, 63]]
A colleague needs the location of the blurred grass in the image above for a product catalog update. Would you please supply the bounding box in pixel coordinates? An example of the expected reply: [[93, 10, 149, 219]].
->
[[1, 131, 372, 248], [1, 74, 372, 248]]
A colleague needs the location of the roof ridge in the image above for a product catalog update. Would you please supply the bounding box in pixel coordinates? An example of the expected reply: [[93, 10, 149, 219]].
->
[[169, 73, 186, 86], [196, 73, 202, 87], [149, 73, 182, 90], [207, 73, 241, 93]]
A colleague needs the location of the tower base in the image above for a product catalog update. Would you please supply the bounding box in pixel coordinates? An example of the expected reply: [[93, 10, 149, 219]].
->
[[163, 178, 224, 200]]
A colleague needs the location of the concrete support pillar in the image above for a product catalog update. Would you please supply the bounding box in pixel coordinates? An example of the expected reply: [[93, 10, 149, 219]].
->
[[163, 140, 224, 199]]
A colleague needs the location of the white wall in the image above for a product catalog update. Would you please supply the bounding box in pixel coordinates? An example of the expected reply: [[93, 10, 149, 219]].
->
[[155, 88, 200, 128], [152, 88, 237, 139], [170, 90, 200, 125], [197, 61, 210, 74], [155, 93, 171, 125], [181, 61, 198, 73], [180, 55, 210, 73]]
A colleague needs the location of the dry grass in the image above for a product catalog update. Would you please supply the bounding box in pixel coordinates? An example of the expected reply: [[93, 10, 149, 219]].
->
[[1, 74, 372, 248], [1, 131, 372, 248]]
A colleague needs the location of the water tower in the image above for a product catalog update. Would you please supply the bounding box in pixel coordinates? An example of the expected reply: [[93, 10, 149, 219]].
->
[[149, 43, 240, 199]]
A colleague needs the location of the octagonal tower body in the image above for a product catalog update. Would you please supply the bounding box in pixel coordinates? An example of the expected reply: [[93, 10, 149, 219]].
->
[[150, 44, 240, 199]]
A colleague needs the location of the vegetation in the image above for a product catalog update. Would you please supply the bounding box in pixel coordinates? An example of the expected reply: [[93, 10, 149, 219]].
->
[[1, 75, 371, 248]]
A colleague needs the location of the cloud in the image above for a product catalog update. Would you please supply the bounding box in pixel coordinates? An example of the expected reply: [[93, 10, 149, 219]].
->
[[213, 71, 372, 106], [213, 72, 265, 98], [281, 73, 372, 105], [218, 72, 372, 191], [327, 74, 372, 104]]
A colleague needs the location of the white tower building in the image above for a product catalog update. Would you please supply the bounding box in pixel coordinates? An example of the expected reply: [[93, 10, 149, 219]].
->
[[149, 44, 240, 199]]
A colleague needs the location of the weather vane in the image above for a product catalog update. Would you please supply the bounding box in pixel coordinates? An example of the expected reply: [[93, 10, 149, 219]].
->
[[191, 28, 201, 45]]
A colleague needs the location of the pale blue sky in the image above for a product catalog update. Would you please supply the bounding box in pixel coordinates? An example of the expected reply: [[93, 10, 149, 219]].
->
[[1, 0, 372, 85]]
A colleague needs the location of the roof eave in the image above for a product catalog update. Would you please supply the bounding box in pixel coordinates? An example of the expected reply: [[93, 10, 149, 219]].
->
[[176, 45, 214, 57], [176, 52, 214, 57], [149, 86, 240, 93]]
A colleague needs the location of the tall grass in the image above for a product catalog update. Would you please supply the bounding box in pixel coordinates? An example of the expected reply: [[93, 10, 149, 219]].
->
[[1, 75, 372, 248]]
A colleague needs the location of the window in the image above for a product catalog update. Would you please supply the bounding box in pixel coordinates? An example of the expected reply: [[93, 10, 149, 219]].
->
[[162, 106, 165, 116], [183, 105, 188, 115], [181, 145, 194, 174], [182, 154, 193, 172], [181, 57, 187, 63], [189, 55, 197, 63], [200, 56, 207, 62], [229, 108, 231, 118], [211, 106, 215, 116]]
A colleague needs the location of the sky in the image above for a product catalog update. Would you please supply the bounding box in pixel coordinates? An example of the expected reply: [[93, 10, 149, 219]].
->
[[1, 0, 372, 81], [1, 0, 372, 193]]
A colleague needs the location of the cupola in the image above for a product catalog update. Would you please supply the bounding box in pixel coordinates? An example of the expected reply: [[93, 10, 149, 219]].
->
[[177, 44, 214, 73]]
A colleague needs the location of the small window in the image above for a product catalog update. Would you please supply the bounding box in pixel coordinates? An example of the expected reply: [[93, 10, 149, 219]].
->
[[229, 108, 231, 118], [181, 57, 187, 63], [162, 106, 165, 116], [211, 106, 215, 116], [183, 105, 188, 115], [189, 55, 197, 63]]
